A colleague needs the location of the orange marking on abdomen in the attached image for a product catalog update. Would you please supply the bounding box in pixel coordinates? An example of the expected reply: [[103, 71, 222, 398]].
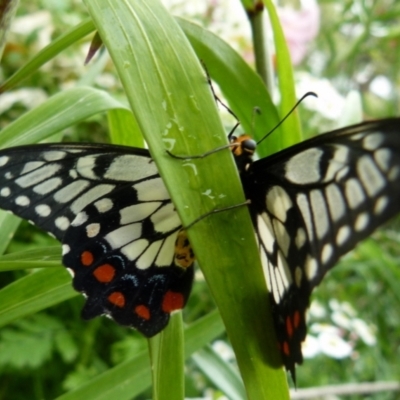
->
[[174, 230, 195, 269], [135, 305, 150, 320], [93, 264, 115, 282], [286, 315, 293, 338], [162, 290, 184, 313], [108, 291, 125, 307], [81, 251, 94, 266]]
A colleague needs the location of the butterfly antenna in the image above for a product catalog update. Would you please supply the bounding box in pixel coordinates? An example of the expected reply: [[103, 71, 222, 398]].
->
[[201, 60, 240, 121], [256, 92, 318, 145]]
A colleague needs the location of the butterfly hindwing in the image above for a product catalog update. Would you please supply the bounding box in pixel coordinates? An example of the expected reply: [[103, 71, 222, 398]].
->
[[242, 119, 400, 372], [0, 143, 194, 336]]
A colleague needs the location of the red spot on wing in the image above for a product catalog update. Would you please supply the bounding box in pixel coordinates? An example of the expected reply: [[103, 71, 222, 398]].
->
[[283, 341, 290, 356], [93, 264, 115, 282], [135, 305, 150, 320], [81, 251, 94, 266], [108, 291, 125, 307], [162, 290, 184, 313], [286, 315, 293, 338], [293, 310, 301, 329]]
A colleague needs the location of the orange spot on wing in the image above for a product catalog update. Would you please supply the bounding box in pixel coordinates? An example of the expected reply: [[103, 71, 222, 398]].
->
[[286, 316, 293, 338], [108, 291, 125, 307], [93, 264, 115, 282], [81, 251, 94, 266], [135, 305, 150, 320], [293, 310, 301, 329], [283, 341, 290, 356], [162, 291, 184, 313]]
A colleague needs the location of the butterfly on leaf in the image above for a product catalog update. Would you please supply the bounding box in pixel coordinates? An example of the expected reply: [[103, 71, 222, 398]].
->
[[0, 118, 399, 378]]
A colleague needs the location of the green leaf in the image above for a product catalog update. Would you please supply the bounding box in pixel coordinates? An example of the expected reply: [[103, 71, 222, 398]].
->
[[0, 86, 129, 147], [0, 19, 96, 92], [0, 268, 76, 328]]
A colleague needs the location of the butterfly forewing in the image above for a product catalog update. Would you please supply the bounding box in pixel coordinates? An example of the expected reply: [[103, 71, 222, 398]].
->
[[242, 119, 400, 373], [0, 143, 194, 336]]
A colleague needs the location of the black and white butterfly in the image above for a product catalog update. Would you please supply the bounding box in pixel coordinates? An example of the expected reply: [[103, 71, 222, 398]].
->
[[0, 118, 399, 378]]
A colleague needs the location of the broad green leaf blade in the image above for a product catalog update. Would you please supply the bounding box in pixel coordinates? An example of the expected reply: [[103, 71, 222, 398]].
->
[[150, 313, 185, 400], [263, 0, 302, 148], [192, 346, 246, 400], [178, 18, 282, 157], [0, 86, 129, 147], [0, 268, 76, 328], [56, 310, 225, 400], [85, 1, 288, 398], [0, 19, 96, 92], [0, 212, 21, 255], [107, 108, 145, 148]]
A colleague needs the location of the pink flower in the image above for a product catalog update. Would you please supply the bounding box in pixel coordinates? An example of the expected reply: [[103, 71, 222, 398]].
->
[[279, 0, 320, 65]]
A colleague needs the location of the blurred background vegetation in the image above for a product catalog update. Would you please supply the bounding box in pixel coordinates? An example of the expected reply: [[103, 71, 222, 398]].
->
[[0, 0, 399, 399]]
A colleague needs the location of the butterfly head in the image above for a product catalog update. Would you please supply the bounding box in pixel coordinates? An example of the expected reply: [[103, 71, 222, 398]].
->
[[230, 134, 256, 172]]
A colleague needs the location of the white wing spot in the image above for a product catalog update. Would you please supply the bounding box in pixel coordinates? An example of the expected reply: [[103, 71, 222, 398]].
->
[[137, 240, 163, 269], [155, 232, 178, 267], [134, 177, 170, 201], [260, 248, 272, 292], [55, 216, 70, 231], [277, 250, 292, 288], [121, 239, 149, 262], [305, 256, 318, 281], [363, 132, 384, 151], [310, 190, 329, 240], [15, 196, 30, 206], [105, 223, 141, 249], [62, 244, 71, 255], [336, 225, 351, 246], [355, 212, 369, 232], [357, 155, 385, 197], [295, 227, 306, 249], [43, 151, 67, 161], [0, 187, 10, 197], [33, 177, 63, 195], [345, 178, 365, 209], [297, 193, 314, 241], [285, 148, 323, 184], [35, 204, 51, 217], [94, 198, 113, 213], [373, 148, 391, 172], [72, 211, 88, 227], [21, 161, 45, 174], [120, 202, 161, 224], [388, 166, 400, 181], [54, 180, 90, 203], [151, 203, 180, 233], [257, 213, 275, 253], [324, 145, 349, 181], [273, 218, 291, 257], [321, 244, 333, 264], [325, 183, 345, 222], [5, 172, 13, 179], [86, 223, 101, 238], [266, 185, 293, 222], [104, 155, 158, 181], [71, 184, 115, 214], [374, 195, 388, 215], [0, 156, 9, 166], [15, 164, 62, 188], [336, 166, 350, 181]]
